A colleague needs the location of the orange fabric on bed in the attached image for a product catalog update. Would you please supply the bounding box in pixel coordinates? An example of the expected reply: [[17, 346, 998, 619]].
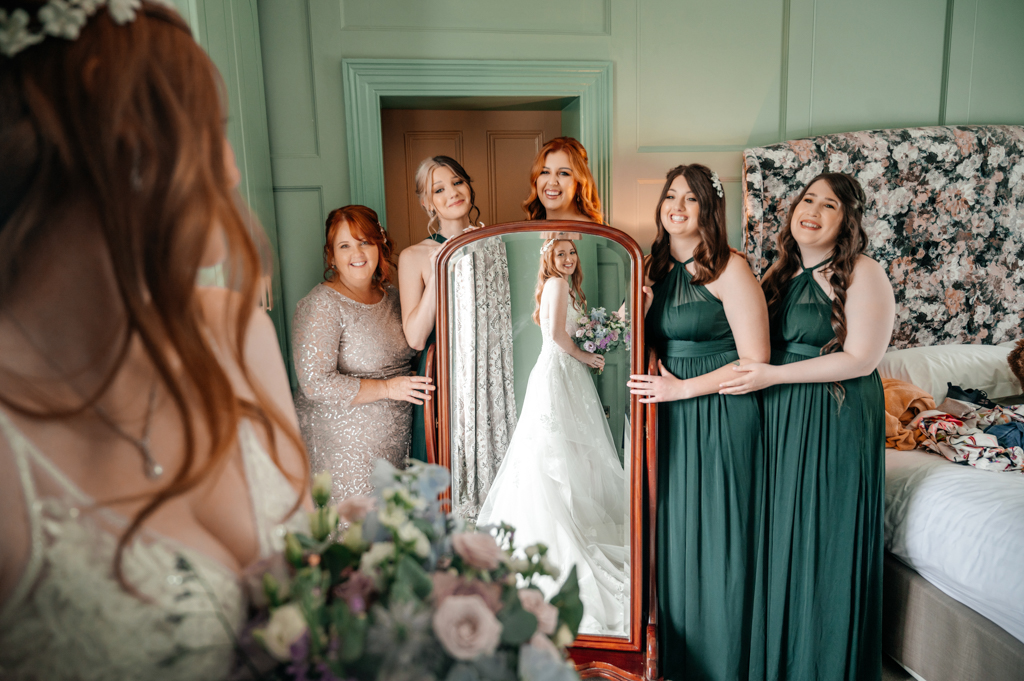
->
[[883, 378, 936, 450]]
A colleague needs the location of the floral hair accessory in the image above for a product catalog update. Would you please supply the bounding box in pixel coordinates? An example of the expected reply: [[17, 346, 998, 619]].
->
[[710, 170, 725, 199], [540, 239, 555, 255], [0, 0, 177, 58]]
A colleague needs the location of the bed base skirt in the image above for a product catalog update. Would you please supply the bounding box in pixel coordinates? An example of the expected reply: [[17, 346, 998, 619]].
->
[[883, 553, 1024, 681]]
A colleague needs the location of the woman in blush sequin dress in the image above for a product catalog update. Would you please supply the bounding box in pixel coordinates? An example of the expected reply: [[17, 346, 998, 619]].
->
[[293, 205, 431, 503]]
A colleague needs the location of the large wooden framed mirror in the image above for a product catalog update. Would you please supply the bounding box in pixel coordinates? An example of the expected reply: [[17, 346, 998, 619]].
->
[[433, 221, 654, 679]]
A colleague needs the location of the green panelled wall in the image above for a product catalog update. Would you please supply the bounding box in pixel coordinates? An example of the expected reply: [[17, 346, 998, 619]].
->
[[172, 0, 287, 358], [196, 0, 1024, 370]]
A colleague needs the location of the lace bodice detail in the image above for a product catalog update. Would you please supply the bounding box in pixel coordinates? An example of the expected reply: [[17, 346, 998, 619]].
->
[[0, 412, 304, 681], [540, 298, 582, 354]]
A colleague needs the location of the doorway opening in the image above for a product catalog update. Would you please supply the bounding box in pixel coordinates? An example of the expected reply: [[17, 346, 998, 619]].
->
[[381, 95, 577, 255], [341, 58, 613, 235]]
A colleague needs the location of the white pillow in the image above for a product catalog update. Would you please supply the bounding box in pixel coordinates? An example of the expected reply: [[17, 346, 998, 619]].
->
[[877, 342, 1022, 404]]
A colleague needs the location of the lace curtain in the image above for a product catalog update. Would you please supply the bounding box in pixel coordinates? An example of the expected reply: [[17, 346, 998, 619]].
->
[[450, 237, 517, 520]]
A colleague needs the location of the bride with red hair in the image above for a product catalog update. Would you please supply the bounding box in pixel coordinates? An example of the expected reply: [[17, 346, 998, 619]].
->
[[0, 2, 307, 678]]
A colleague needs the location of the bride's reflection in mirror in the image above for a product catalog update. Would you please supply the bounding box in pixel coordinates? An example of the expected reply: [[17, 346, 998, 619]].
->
[[476, 236, 628, 636]]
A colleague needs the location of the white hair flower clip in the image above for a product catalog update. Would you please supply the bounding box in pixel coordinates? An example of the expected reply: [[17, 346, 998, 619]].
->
[[710, 171, 724, 199], [540, 239, 555, 255], [1, 0, 176, 58]]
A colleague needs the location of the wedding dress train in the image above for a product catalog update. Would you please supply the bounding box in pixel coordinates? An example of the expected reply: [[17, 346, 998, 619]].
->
[[477, 300, 629, 635]]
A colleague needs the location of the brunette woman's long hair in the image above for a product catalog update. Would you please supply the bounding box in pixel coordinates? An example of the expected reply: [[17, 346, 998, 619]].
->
[[522, 137, 604, 224], [533, 240, 586, 325], [323, 205, 395, 289], [0, 2, 305, 589], [647, 164, 730, 286], [761, 172, 869, 359]]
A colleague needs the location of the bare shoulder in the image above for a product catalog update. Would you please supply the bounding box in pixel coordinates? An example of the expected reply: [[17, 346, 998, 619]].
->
[[716, 251, 759, 288], [196, 286, 243, 346], [398, 241, 442, 289], [399, 239, 440, 265], [723, 250, 755, 276], [195, 287, 284, 382], [544, 276, 569, 293], [851, 254, 892, 290], [197, 289, 305, 493]]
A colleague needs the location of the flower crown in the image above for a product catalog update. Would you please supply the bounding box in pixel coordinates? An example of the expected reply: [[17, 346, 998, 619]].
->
[[710, 170, 725, 199], [1, 0, 177, 58], [540, 239, 554, 255]]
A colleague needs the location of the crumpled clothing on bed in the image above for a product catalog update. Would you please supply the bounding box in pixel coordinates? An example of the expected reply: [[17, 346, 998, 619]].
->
[[985, 421, 1024, 449], [882, 378, 936, 450], [909, 402, 1024, 473]]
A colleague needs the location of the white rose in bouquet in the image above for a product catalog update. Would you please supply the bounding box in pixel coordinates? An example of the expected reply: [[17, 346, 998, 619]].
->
[[259, 603, 308, 661], [432, 594, 503, 660]]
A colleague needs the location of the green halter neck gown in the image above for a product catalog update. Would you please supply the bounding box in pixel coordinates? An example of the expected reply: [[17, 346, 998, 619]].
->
[[647, 257, 765, 681], [410, 232, 447, 463], [750, 257, 884, 681]]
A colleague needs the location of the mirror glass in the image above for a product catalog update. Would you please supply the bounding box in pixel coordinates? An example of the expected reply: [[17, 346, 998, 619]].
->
[[444, 230, 633, 638]]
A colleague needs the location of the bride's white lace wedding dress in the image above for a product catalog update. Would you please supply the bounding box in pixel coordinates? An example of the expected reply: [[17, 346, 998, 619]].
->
[[477, 299, 629, 635], [0, 410, 303, 681]]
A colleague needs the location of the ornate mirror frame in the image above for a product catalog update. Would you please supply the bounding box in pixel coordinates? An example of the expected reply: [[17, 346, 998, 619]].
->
[[433, 220, 655, 679]]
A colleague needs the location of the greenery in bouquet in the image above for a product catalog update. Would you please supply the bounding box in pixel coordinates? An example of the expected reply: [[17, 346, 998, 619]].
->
[[573, 307, 630, 374], [246, 460, 584, 681]]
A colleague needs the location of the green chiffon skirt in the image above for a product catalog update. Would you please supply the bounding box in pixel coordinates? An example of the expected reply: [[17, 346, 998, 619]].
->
[[750, 350, 884, 681], [409, 334, 433, 463], [657, 348, 764, 681]]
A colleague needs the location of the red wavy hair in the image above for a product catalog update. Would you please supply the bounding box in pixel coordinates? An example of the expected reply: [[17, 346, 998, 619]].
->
[[533, 240, 586, 325], [0, 1, 304, 590], [323, 205, 394, 289], [522, 137, 604, 223]]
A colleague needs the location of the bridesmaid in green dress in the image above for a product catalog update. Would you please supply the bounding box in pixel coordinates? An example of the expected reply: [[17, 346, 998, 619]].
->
[[720, 173, 895, 681], [628, 164, 770, 681]]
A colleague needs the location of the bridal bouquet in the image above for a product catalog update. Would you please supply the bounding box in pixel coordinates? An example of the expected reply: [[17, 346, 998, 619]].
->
[[246, 461, 583, 681], [573, 307, 630, 374]]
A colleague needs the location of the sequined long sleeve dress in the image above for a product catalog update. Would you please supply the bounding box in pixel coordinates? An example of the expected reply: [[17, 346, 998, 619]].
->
[[293, 284, 417, 503]]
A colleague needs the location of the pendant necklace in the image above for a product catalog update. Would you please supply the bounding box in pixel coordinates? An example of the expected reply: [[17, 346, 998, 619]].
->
[[91, 380, 162, 479]]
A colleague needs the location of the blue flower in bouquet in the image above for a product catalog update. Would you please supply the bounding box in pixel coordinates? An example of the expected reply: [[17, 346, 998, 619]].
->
[[589, 308, 607, 323]]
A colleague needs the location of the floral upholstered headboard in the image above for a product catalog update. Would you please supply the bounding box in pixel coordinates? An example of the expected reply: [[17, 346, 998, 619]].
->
[[742, 125, 1024, 349]]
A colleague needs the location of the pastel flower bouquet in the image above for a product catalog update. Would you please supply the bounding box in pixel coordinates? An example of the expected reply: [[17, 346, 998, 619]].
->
[[573, 307, 630, 374], [246, 461, 583, 681]]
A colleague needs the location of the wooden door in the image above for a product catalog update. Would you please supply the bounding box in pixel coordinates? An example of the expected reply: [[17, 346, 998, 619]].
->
[[381, 109, 562, 255]]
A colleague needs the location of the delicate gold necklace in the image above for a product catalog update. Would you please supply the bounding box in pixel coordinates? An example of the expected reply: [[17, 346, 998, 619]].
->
[[4, 313, 164, 479]]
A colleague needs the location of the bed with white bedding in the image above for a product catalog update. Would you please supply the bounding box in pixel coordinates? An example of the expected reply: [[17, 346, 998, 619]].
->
[[884, 447, 1024, 643]]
